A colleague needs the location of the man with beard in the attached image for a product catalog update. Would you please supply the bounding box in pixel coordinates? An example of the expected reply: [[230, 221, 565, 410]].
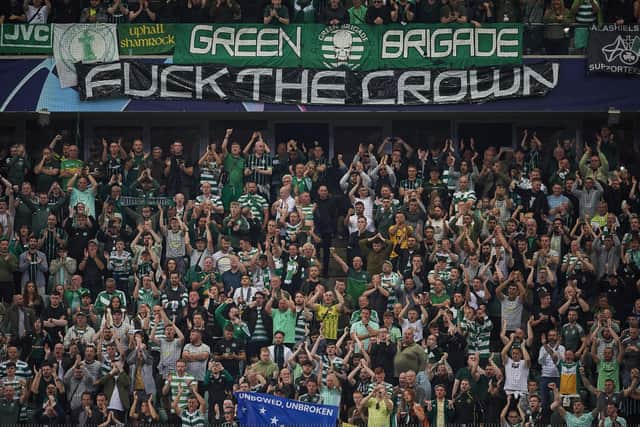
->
[[18, 236, 48, 295]]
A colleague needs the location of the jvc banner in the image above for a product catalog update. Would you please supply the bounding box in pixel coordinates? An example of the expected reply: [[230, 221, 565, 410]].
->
[[76, 60, 558, 106], [0, 24, 52, 54], [118, 24, 176, 55], [235, 392, 338, 426], [174, 23, 522, 70], [587, 24, 640, 76]]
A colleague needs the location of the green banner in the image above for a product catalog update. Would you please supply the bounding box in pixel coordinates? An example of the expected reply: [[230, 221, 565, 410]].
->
[[0, 24, 53, 54], [173, 23, 522, 70], [0, 23, 522, 69], [374, 23, 522, 70], [118, 23, 176, 55], [173, 24, 303, 67]]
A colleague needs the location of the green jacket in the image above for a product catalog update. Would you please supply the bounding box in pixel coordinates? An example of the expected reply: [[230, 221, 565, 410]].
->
[[425, 399, 455, 427], [215, 302, 250, 341], [97, 369, 131, 411], [20, 195, 67, 236]]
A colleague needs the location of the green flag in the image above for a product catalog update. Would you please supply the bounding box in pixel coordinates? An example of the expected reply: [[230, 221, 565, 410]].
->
[[118, 23, 176, 55], [0, 24, 53, 54]]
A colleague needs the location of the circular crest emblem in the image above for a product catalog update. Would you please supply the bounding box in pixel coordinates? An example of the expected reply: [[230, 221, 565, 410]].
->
[[59, 24, 117, 71], [318, 24, 368, 71]]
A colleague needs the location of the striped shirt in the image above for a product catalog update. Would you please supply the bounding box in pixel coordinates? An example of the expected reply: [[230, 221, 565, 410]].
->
[[149, 319, 165, 352], [38, 227, 67, 262], [196, 193, 223, 210], [320, 355, 343, 384], [181, 408, 207, 427], [245, 153, 272, 188], [575, 0, 598, 24], [108, 250, 132, 274], [137, 287, 159, 309], [170, 372, 196, 412], [0, 360, 32, 380], [0, 376, 22, 400], [252, 309, 270, 342], [299, 203, 315, 223], [199, 161, 223, 194], [365, 381, 394, 396], [135, 261, 154, 281], [428, 268, 451, 284], [294, 308, 308, 343], [100, 353, 122, 377], [239, 247, 259, 266], [562, 253, 583, 276], [237, 193, 268, 222], [161, 286, 189, 315], [284, 221, 302, 244], [452, 189, 477, 208], [470, 317, 492, 357], [95, 290, 128, 313], [399, 178, 424, 191]]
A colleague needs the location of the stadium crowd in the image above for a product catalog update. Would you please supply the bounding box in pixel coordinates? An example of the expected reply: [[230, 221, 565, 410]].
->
[[0, 127, 638, 427], [1, 0, 639, 33]]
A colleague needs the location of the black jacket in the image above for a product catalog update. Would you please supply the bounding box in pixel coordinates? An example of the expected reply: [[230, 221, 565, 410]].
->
[[242, 306, 273, 339], [279, 254, 308, 296], [314, 196, 339, 235]]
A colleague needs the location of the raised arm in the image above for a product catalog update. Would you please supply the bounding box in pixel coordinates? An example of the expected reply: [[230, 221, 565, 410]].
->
[[549, 383, 567, 418], [501, 332, 514, 365], [330, 247, 349, 274]]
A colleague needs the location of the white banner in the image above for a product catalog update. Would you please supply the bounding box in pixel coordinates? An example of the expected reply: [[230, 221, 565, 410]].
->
[[53, 23, 119, 88]]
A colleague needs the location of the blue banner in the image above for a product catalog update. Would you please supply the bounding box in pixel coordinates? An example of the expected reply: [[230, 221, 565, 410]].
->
[[234, 392, 338, 426]]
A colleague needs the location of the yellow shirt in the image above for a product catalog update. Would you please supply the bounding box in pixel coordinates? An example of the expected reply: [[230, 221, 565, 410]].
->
[[316, 304, 340, 340], [388, 224, 413, 258], [559, 361, 579, 395], [436, 400, 446, 427], [367, 398, 390, 427]]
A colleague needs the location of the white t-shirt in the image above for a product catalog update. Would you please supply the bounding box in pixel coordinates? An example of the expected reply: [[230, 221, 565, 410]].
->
[[400, 318, 423, 342], [26, 4, 49, 23], [504, 357, 529, 396]]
